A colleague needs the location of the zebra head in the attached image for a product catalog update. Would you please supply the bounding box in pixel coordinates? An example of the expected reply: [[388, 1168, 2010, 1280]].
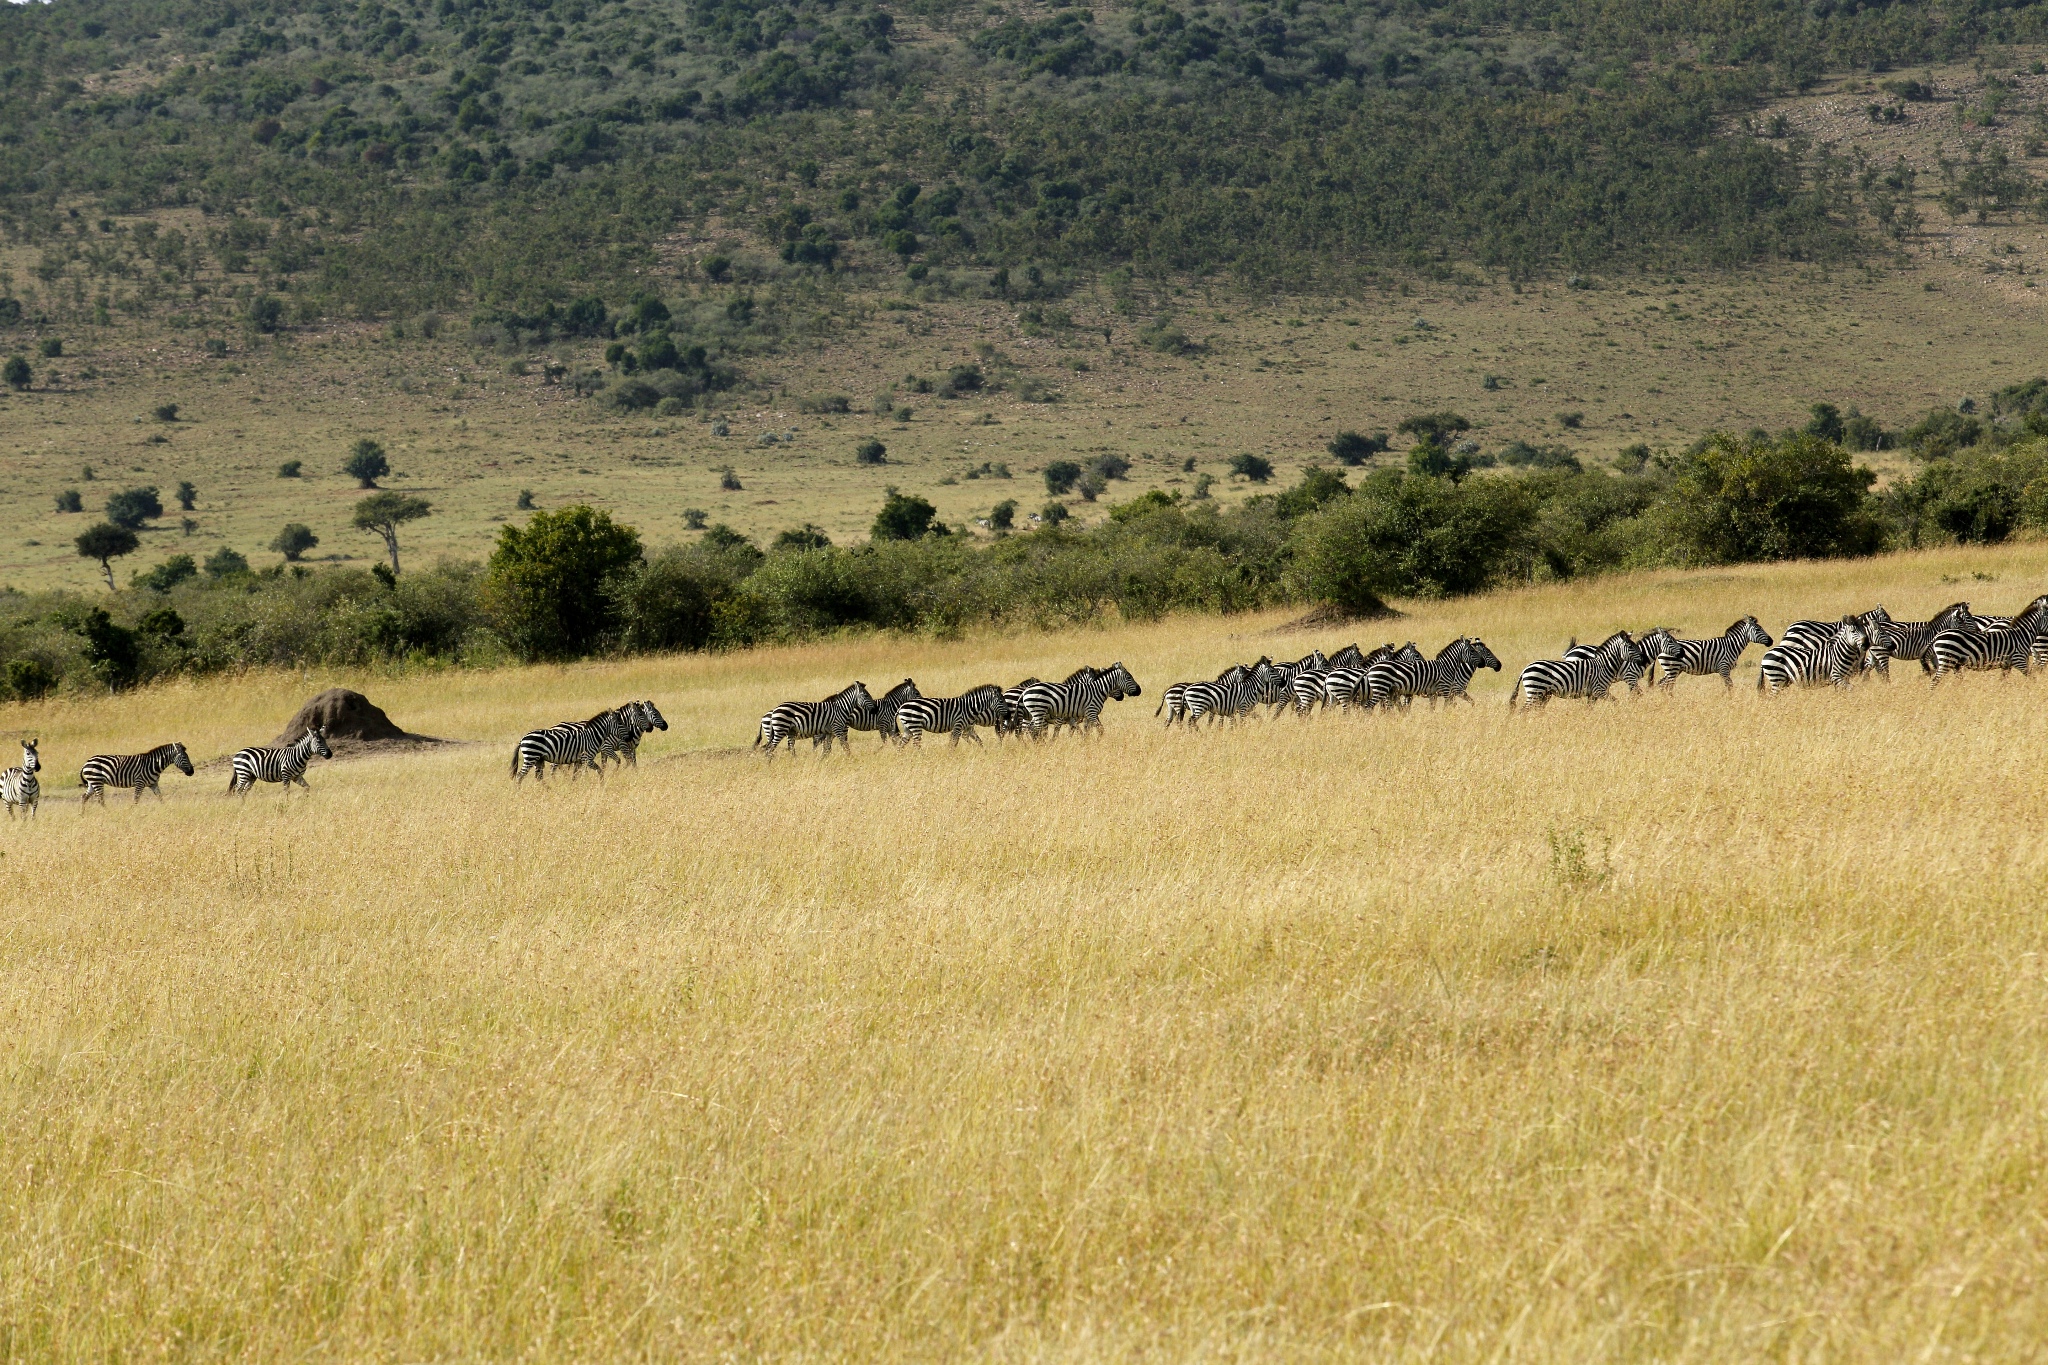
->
[[637, 700, 669, 732], [2014, 594, 2048, 635], [170, 742, 195, 776], [1833, 617, 1868, 651], [1462, 637, 1502, 672], [1251, 657, 1290, 703], [842, 681, 879, 725], [1593, 630, 1639, 668], [1930, 601, 1976, 632], [1105, 662, 1140, 698], [306, 727, 334, 760], [18, 739, 36, 773], [1736, 616, 1773, 648]]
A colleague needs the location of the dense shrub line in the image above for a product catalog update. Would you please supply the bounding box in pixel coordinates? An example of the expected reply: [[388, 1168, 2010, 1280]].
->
[[6, 404, 2047, 699]]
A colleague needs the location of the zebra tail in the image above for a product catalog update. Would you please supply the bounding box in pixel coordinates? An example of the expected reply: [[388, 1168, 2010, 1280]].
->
[[510, 747, 521, 779], [1153, 695, 1165, 716]]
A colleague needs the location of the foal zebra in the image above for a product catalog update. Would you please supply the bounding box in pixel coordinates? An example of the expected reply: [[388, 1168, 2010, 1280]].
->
[[753, 681, 878, 757], [1017, 663, 1140, 738], [229, 727, 333, 797], [80, 741, 194, 805], [1365, 637, 1502, 708], [1926, 594, 2048, 683], [1510, 631, 1643, 708], [1756, 618, 1868, 693], [1651, 617, 1773, 690], [896, 684, 1011, 745], [1, 739, 39, 819]]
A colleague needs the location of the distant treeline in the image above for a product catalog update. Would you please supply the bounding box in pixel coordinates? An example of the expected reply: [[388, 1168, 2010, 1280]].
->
[[1, 0, 2040, 328], [11, 383, 2048, 699]]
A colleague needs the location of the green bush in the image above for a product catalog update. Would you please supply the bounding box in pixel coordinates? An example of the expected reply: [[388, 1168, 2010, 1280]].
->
[[3, 356, 30, 391], [1288, 470, 1539, 612], [1043, 461, 1082, 495], [1659, 432, 1882, 563], [344, 439, 390, 488], [103, 487, 162, 530], [480, 505, 644, 660], [270, 523, 320, 561], [872, 488, 941, 541]]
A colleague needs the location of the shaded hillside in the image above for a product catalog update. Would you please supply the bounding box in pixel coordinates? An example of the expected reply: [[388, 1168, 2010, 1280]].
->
[[7, 0, 2041, 325]]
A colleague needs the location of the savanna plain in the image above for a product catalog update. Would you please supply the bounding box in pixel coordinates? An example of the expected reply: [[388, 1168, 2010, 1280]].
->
[[7, 542, 2048, 1359]]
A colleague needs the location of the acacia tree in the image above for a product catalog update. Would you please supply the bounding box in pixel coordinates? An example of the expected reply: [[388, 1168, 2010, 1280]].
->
[[351, 492, 431, 574], [344, 438, 390, 488], [75, 522, 139, 589]]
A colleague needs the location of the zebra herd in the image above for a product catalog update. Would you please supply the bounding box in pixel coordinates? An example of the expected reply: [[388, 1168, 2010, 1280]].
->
[[1145, 593, 2048, 726], [751, 663, 1142, 755]]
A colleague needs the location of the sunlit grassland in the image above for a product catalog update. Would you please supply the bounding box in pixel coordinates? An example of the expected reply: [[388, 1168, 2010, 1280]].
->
[[6, 543, 2048, 1359]]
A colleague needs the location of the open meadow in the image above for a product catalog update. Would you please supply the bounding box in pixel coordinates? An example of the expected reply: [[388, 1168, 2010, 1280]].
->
[[6, 543, 2048, 1358]]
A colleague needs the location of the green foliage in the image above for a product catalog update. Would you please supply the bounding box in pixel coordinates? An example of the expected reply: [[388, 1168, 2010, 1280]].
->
[[278, 460, 302, 478], [1398, 412, 1474, 446], [204, 546, 250, 579], [1230, 454, 1275, 484], [1660, 432, 1882, 564], [772, 524, 833, 552], [1327, 431, 1388, 466], [72, 607, 141, 690], [3, 356, 30, 391], [345, 439, 390, 488], [872, 488, 942, 541], [270, 523, 320, 561], [1288, 471, 1540, 610], [75, 522, 139, 582], [990, 499, 1018, 530], [175, 480, 198, 511], [153, 403, 179, 423], [6, 658, 54, 701], [54, 489, 82, 513], [1903, 406, 1986, 460], [1043, 461, 1083, 495], [855, 440, 888, 466], [132, 554, 197, 594], [104, 486, 163, 529], [481, 505, 644, 660], [1881, 441, 2048, 547], [38, 339, 61, 358]]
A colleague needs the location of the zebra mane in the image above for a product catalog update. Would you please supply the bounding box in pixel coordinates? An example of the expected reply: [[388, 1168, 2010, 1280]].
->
[[829, 681, 872, 704], [1431, 637, 1469, 662], [960, 683, 1004, 702], [880, 678, 920, 703], [1060, 664, 1099, 686]]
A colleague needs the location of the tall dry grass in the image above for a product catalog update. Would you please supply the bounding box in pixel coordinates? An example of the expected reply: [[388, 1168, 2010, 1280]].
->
[[6, 544, 2048, 1360]]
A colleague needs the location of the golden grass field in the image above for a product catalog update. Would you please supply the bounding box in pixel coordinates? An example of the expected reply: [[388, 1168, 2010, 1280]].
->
[[5, 541, 2048, 1358]]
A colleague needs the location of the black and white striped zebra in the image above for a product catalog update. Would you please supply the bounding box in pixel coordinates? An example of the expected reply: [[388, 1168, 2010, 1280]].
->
[[1017, 663, 1141, 738], [1258, 650, 1327, 716], [1926, 594, 2048, 683], [1510, 631, 1643, 708], [996, 679, 1039, 738], [896, 684, 1012, 745], [229, 727, 333, 797], [1305, 643, 1412, 713], [753, 681, 879, 757], [1366, 637, 1502, 708], [512, 707, 631, 782], [1652, 617, 1773, 690], [80, 741, 194, 805], [1, 739, 39, 819], [600, 700, 668, 767], [1182, 658, 1272, 727], [1757, 617, 1869, 694], [1562, 628, 1664, 695], [845, 678, 920, 747], [1861, 602, 1975, 678]]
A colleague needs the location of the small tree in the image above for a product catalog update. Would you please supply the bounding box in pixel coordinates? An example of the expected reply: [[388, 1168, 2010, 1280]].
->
[[1040, 501, 1070, 525], [1396, 411, 1472, 447], [3, 356, 31, 390], [856, 439, 888, 465], [153, 403, 179, 422], [344, 439, 390, 488], [54, 489, 82, 513], [351, 492, 432, 575], [203, 546, 250, 579], [278, 460, 303, 478], [990, 498, 1018, 530], [38, 338, 61, 358], [516, 489, 536, 510], [479, 505, 644, 660], [871, 487, 940, 540], [175, 480, 198, 510], [1043, 460, 1082, 495], [1229, 453, 1274, 483], [76, 522, 139, 589], [133, 555, 197, 594], [104, 486, 163, 529], [772, 523, 832, 551], [1328, 431, 1387, 466], [270, 522, 320, 562], [683, 507, 709, 529], [719, 466, 743, 491]]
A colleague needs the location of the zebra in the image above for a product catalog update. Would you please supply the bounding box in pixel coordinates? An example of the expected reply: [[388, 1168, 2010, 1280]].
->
[[229, 727, 333, 797], [1258, 650, 1327, 716], [845, 678, 920, 747], [80, 741, 194, 805], [996, 679, 1040, 738], [1, 739, 39, 819], [1182, 658, 1271, 727], [1757, 617, 1869, 694], [896, 684, 1012, 745], [753, 681, 878, 757], [1308, 644, 1414, 713], [1926, 594, 2048, 683], [1651, 617, 1773, 690], [512, 707, 631, 782], [1510, 631, 1643, 708], [1017, 662, 1141, 738], [1366, 637, 1502, 708], [1859, 602, 1976, 679], [600, 700, 668, 768], [1563, 628, 1664, 695]]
